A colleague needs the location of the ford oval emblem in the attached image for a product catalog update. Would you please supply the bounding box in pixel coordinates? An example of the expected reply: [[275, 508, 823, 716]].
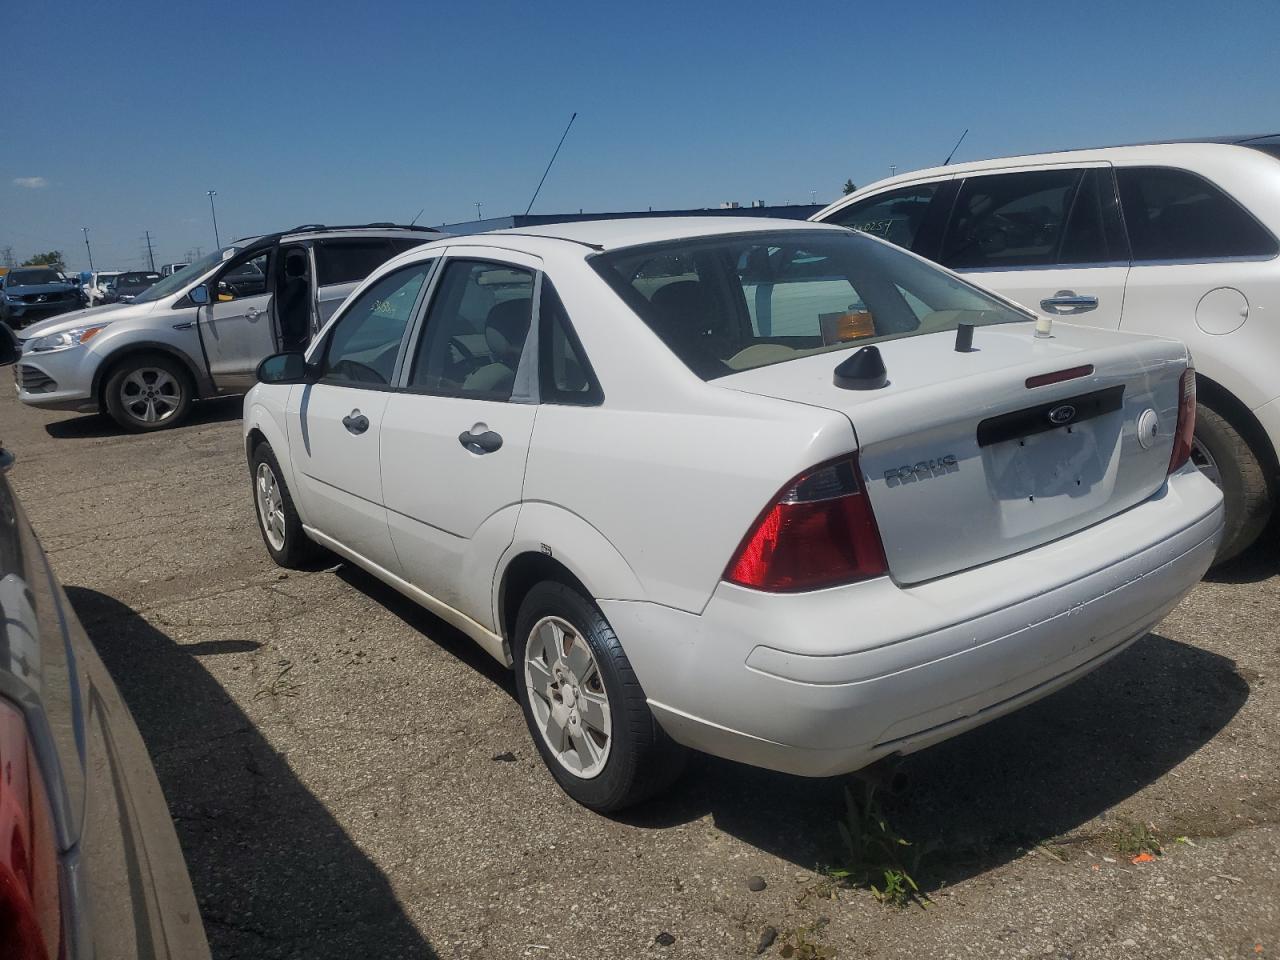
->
[[1048, 403, 1077, 425]]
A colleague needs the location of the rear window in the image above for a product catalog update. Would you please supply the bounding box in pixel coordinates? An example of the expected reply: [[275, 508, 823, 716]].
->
[[592, 230, 1029, 380], [1116, 167, 1278, 261], [314, 238, 397, 286]]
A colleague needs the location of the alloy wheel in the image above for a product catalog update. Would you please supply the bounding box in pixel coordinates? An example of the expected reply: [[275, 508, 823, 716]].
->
[[119, 367, 183, 425], [1190, 436, 1222, 488], [523, 615, 612, 778], [255, 462, 287, 551]]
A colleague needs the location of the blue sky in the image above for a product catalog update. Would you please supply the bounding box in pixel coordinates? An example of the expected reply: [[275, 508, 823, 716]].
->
[[3, 0, 1278, 271]]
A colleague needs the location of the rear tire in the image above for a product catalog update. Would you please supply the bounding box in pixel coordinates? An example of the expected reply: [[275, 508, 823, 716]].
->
[[1192, 401, 1272, 564], [513, 581, 687, 812], [103, 352, 194, 431], [250, 441, 322, 569]]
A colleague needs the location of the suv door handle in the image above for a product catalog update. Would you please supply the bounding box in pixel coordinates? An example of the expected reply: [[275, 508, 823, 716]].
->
[[342, 410, 370, 435], [457, 427, 503, 454], [1040, 290, 1098, 314], [245, 306, 262, 320]]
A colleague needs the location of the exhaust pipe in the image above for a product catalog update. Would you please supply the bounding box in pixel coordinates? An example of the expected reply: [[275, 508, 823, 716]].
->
[[854, 757, 909, 797]]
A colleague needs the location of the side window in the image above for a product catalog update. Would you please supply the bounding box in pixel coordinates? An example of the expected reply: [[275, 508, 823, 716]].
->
[[825, 184, 940, 251], [942, 170, 1089, 269], [1116, 167, 1278, 261], [314, 238, 396, 286], [320, 264, 432, 386], [408, 260, 535, 401], [539, 280, 602, 405], [217, 250, 270, 301]]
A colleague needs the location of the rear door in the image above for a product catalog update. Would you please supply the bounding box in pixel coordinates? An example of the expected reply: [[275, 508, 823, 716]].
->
[[380, 249, 539, 626], [198, 248, 277, 392], [288, 259, 437, 571], [312, 237, 402, 329], [936, 166, 1131, 330]]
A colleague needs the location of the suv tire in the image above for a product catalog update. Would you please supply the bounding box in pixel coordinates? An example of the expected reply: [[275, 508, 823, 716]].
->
[[1193, 401, 1272, 564], [103, 352, 194, 431]]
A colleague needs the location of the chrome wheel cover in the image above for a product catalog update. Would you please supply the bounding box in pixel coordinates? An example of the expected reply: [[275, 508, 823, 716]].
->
[[119, 366, 183, 424], [523, 615, 612, 779], [255, 462, 287, 551], [1190, 436, 1223, 488]]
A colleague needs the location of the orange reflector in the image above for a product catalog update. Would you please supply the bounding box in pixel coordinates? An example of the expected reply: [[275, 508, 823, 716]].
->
[[1025, 364, 1093, 389]]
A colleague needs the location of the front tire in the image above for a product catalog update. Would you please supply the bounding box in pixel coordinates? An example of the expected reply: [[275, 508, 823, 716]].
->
[[513, 581, 686, 812], [1192, 401, 1272, 564], [103, 352, 194, 431], [250, 442, 321, 568]]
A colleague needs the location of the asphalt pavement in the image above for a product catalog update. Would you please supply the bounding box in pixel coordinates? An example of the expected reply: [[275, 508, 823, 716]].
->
[[3, 388, 1276, 959]]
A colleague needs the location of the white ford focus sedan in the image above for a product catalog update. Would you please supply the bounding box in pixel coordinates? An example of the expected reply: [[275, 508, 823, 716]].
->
[[242, 218, 1223, 811]]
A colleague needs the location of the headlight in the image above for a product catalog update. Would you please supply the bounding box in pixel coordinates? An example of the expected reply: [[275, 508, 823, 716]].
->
[[27, 324, 108, 353]]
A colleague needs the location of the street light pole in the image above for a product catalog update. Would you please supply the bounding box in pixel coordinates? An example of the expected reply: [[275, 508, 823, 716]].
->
[[82, 227, 95, 271], [207, 190, 221, 248]]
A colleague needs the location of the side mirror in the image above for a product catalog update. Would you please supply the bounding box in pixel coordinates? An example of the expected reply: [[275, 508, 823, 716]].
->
[[257, 352, 314, 384], [189, 284, 210, 306], [0, 324, 18, 367]]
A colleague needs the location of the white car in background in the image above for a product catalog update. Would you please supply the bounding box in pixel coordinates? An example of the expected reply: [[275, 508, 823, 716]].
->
[[243, 218, 1222, 811], [84, 270, 120, 307], [814, 134, 1280, 561]]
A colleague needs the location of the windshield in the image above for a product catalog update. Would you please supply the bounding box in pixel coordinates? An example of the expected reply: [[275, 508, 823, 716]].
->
[[592, 229, 1030, 380], [6, 268, 63, 286], [117, 272, 161, 289], [133, 245, 241, 303]]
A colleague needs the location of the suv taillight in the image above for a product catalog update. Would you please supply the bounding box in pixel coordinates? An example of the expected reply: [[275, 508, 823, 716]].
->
[[1168, 366, 1197, 474], [725, 456, 888, 591], [0, 698, 60, 960]]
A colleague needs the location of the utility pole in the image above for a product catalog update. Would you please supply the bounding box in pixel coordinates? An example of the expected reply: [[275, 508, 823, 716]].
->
[[889, 164, 898, 177], [1, 246, 14, 269], [474, 201, 483, 221], [207, 190, 221, 247], [82, 227, 95, 271], [144, 231, 156, 271]]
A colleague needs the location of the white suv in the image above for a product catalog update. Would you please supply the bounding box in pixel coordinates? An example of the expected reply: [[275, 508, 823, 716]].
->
[[814, 135, 1280, 561], [243, 218, 1220, 810]]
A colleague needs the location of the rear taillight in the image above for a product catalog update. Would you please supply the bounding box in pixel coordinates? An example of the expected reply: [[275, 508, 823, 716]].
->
[[1168, 366, 1197, 474], [725, 456, 888, 592], [0, 698, 60, 960]]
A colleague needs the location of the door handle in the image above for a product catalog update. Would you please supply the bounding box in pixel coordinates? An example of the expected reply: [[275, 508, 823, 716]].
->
[[245, 306, 262, 320], [342, 410, 370, 435], [457, 427, 503, 454], [1040, 290, 1098, 314]]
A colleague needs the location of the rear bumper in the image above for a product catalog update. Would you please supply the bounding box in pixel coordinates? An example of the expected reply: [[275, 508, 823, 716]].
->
[[602, 465, 1223, 777]]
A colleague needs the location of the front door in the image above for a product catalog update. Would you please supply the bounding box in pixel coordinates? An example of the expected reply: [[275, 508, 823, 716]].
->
[[937, 167, 1131, 330], [381, 253, 540, 628], [199, 249, 278, 392], [288, 259, 436, 572]]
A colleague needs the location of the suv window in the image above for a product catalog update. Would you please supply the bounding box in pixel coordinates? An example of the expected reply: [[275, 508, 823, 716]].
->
[[320, 263, 432, 386], [826, 183, 940, 251], [409, 260, 534, 400], [942, 169, 1098, 269], [314, 238, 398, 286], [216, 251, 269, 300], [1116, 167, 1278, 261]]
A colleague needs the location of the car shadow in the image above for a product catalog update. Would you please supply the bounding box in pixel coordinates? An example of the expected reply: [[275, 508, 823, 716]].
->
[[620, 632, 1248, 891], [1204, 534, 1280, 585], [43, 396, 243, 439], [65, 586, 438, 960], [334, 563, 518, 699]]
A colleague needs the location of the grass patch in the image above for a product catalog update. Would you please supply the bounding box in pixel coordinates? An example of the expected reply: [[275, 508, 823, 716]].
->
[[1109, 818, 1163, 858], [826, 782, 933, 908]]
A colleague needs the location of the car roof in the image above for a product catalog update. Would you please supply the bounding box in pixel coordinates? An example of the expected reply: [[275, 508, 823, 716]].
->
[[479, 216, 843, 253], [829, 134, 1280, 193], [232, 223, 442, 248]]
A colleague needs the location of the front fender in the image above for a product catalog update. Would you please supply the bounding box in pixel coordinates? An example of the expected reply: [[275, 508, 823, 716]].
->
[[243, 388, 305, 523], [88, 324, 211, 401]]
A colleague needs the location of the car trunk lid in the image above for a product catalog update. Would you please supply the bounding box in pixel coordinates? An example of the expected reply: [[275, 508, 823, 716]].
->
[[718, 321, 1188, 584]]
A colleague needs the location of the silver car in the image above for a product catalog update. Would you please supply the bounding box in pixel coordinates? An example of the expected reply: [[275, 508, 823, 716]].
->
[[0, 327, 210, 957], [12, 224, 438, 431]]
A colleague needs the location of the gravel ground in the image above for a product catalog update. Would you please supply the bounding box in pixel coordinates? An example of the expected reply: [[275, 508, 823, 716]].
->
[[3, 387, 1277, 960]]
